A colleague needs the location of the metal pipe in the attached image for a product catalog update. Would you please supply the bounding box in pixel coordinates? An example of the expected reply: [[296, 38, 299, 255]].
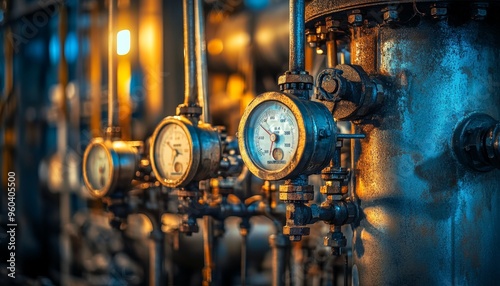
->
[[89, 3, 101, 136], [289, 0, 306, 72], [195, 0, 209, 123], [343, 254, 348, 286], [202, 216, 214, 286], [270, 233, 287, 286], [240, 229, 247, 286], [58, 4, 70, 286], [326, 33, 337, 68], [108, 0, 118, 128], [149, 229, 164, 286], [337, 133, 365, 139], [183, 0, 198, 107]]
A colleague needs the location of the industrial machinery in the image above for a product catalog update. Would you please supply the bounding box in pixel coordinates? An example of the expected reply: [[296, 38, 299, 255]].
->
[[1, 0, 500, 285], [302, 0, 500, 285]]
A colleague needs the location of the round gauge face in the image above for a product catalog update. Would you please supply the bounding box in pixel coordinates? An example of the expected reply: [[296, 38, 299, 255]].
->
[[85, 144, 112, 192], [245, 101, 299, 171], [154, 123, 192, 182]]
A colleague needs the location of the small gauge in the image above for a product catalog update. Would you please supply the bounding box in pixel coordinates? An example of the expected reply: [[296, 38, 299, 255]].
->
[[83, 138, 141, 198], [150, 116, 221, 188], [238, 91, 337, 180], [85, 143, 112, 192], [153, 121, 192, 182]]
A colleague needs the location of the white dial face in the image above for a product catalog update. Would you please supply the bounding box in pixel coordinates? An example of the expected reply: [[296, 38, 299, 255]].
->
[[85, 144, 111, 191], [245, 101, 299, 171], [154, 123, 192, 181]]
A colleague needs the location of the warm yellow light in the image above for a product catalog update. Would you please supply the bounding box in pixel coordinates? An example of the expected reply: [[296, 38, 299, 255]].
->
[[117, 29, 131, 56], [208, 38, 224, 55]]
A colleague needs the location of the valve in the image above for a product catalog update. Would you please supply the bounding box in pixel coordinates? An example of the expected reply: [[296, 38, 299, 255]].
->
[[315, 64, 384, 120], [453, 113, 500, 171]]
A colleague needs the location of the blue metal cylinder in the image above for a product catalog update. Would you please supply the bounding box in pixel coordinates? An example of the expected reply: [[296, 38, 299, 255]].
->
[[349, 18, 500, 285]]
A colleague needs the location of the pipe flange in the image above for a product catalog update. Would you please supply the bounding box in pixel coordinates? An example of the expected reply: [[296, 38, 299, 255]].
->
[[283, 225, 310, 241], [177, 104, 202, 117], [278, 71, 314, 92], [279, 184, 314, 202]]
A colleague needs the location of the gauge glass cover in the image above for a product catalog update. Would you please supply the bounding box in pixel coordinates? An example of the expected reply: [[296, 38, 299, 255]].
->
[[85, 144, 112, 191], [245, 101, 299, 171], [154, 123, 192, 181]]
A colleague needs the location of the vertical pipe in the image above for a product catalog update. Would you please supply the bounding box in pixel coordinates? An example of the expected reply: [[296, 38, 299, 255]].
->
[[195, 0, 209, 123], [108, 0, 118, 128], [183, 0, 198, 106], [58, 4, 70, 286], [2, 25, 14, 187], [89, 4, 101, 136], [241, 232, 247, 286], [149, 229, 164, 286], [270, 234, 287, 286], [343, 254, 348, 286], [289, 0, 305, 72], [326, 33, 337, 68], [202, 216, 214, 286]]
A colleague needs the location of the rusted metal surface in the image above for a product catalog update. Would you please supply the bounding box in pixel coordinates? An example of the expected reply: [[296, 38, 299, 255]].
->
[[347, 19, 500, 285], [308, 0, 500, 283], [305, 0, 500, 24]]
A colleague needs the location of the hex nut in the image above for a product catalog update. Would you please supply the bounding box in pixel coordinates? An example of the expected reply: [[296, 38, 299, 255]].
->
[[278, 72, 314, 85], [383, 10, 398, 22], [324, 232, 347, 247], [430, 7, 447, 18], [279, 192, 314, 201], [279, 184, 314, 193], [283, 225, 310, 236], [348, 14, 363, 25], [320, 183, 342, 195]]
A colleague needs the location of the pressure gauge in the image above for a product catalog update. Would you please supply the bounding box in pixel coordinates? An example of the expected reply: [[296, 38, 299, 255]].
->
[[238, 91, 337, 180], [83, 138, 142, 198], [150, 116, 221, 188]]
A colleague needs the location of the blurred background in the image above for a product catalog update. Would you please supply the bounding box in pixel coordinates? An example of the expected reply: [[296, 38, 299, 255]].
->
[[0, 0, 342, 285]]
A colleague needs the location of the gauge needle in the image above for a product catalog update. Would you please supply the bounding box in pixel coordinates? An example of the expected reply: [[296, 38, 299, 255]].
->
[[260, 124, 272, 135], [167, 141, 174, 150]]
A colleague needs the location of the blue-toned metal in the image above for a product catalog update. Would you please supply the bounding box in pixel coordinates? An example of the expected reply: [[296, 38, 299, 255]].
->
[[352, 19, 500, 285], [307, 1, 500, 284]]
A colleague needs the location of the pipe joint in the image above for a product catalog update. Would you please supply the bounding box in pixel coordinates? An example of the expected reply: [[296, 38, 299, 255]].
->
[[453, 113, 500, 171]]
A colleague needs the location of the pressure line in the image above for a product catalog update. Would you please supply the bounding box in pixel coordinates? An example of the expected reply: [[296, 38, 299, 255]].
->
[[108, 0, 118, 128], [289, 0, 306, 72], [183, 0, 198, 107], [195, 0, 209, 123]]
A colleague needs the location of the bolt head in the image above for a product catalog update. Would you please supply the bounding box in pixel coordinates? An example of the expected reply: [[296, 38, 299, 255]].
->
[[320, 183, 342, 195], [325, 18, 341, 31], [430, 7, 447, 18], [383, 10, 398, 22], [324, 232, 347, 247], [283, 225, 310, 236], [348, 14, 363, 25]]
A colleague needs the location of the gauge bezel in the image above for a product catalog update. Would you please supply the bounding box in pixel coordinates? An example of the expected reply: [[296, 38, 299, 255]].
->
[[83, 138, 115, 198], [83, 138, 141, 198], [238, 91, 336, 180], [150, 116, 201, 188]]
